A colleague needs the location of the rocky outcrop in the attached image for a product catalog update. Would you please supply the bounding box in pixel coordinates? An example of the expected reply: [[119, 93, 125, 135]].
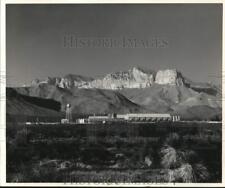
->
[[30, 67, 156, 89], [31, 75, 93, 89], [80, 67, 155, 89], [76, 67, 185, 89], [30, 67, 214, 90], [155, 69, 184, 86]]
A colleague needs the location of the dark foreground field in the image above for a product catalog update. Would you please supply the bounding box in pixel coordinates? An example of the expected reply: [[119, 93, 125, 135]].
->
[[6, 121, 222, 183]]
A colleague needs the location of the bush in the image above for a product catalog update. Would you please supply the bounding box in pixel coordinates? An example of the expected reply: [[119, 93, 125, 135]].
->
[[167, 163, 194, 183], [160, 145, 178, 169], [193, 163, 210, 182]]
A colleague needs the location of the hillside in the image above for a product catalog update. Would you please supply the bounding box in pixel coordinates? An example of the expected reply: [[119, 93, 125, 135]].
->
[[119, 84, 221, 119], [6, 88, 61, 117], [14, 84, 144, 114], [119, 85, 221, 109]]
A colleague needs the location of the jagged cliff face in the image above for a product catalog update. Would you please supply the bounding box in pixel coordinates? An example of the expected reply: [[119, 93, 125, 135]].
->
[[31, 74, 94, 89], [31, 67, 185, 89], [155, 69, 184, 86], [80, 67, 155, 89]]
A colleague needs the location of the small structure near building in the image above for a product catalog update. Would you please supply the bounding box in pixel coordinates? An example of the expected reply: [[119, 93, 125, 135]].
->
[[172, 115, 180, 122], [77, 118, 89, 124], [88, 115, 109, 124], [61, 118, 69, 124]]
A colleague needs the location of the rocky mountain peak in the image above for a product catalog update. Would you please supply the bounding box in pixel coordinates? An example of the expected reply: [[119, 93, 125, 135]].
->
[[155, 69, 184, 86], [30, 67, 188, 89]]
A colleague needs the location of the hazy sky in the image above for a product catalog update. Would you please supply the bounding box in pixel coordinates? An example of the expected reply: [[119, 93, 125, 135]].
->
[[6, 4, 222, 86]]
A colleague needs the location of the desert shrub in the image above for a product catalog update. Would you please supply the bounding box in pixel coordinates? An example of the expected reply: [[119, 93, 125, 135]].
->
[[160, 145, 177, 169], [161, 147, 210, 183], [159, 145, 184, 169], [177, 163, 194, 182], [193, 163, 210, 182], [167, 163, 194, 183]]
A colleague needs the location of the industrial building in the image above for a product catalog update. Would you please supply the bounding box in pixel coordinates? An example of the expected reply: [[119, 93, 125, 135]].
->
[[88, 114, 123, 124], [85, 113, 180, 124]]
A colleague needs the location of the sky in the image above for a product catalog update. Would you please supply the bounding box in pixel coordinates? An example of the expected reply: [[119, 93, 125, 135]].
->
[[6, 4, 222, 86]]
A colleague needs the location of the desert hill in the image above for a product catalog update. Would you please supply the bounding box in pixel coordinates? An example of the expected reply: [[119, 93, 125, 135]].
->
[[14, 84, 144, 114], [6, 88, 61, 117]]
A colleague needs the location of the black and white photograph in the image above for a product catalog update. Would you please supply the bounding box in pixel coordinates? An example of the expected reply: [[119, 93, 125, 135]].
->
[[1, 1, 223, 185]]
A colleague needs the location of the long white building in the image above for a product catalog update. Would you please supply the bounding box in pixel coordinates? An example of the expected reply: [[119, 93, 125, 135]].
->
[[117, 113, 180, 122], [87, 113, 180, 123]]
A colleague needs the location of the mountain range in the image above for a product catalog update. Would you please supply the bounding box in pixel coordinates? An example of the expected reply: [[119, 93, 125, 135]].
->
[[7, 67, 222, 120]]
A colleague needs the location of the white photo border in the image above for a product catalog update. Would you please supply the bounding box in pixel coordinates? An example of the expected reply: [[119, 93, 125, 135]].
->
[[0, 0, 224, 186]]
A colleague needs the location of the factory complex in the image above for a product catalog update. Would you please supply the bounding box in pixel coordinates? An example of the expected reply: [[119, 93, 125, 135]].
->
[[76, 113, 181, 124], [59, 103, 181, 124]]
